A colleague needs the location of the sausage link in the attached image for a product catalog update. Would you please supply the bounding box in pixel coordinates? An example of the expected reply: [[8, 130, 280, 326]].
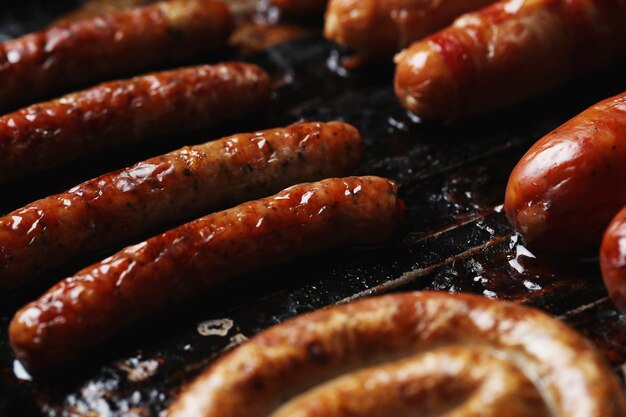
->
[[324, 0, 495, 60], [0, 62, 270, 182], [56, 0, 156, 23], [166, 292, 626, 417], [505, 91, 626, 255], [271, 0, 328, 16], [601, 207, 626, 313], [9, 176, 402, 371], [0, 121, 363, 293], [395, 0, 626, 120], [0, 0, 234, 110]]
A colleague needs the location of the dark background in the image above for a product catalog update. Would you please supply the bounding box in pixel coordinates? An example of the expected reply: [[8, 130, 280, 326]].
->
[[0, 1, 625, 416]]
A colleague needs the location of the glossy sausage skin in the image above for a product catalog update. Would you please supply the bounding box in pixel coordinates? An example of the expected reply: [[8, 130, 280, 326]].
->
[[272, 0, 328, 16], [0, 63, 270, 183], [56, 0, 156, 23], [10, 176, 402, 371], [395, 0, 626, 120], [601, 207, 626, 313], [505, 92, 626, 255], [0, 122, 363, 293], [166, 292, 626, 417], [324, 0, 495, 60], [0, 0, 234, 110]]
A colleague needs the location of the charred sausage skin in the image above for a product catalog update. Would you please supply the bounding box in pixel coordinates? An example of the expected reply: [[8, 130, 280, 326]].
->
[[505, 92, 626, 255], [0, 122, 363, 293], [166, 292, 626, 417], [9, 176, 402, 371], [601, 207, 626, 314], [395, 0, 626, 120], [324, 0, 495, 60], [0, 0, 234, 110], [0, 63, 271, 182]]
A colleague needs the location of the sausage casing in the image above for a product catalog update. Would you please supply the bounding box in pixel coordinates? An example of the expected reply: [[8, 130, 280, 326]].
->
[[9, 176, 402, 371], [0, 0, 234, 110], [0, 62, 271, 182], [0, 122, 363, 293], [166, 292, 626, 417], [324, 0, 495, 60], [395, 0, 626, 120], [505, 92, 626, 255], [601, 207, 626, 313]]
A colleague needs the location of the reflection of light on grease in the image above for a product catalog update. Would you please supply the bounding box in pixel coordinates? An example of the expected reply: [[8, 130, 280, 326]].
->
[[13, 360, 33, 381], [508, 234, 536, 274]]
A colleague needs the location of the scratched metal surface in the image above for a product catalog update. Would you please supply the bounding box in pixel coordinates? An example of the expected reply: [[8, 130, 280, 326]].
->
[[1, 1, 626, 416]]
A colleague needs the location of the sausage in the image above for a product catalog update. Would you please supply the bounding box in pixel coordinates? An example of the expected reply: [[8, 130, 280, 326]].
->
[[394, 0, 626, 120], [271, 0, 328, 17], [505, 91, 626, 256], [601, 207, 626, 314], [0, 0, 234, 110], [0, 121, 363, 293], [55, 0, 156, 23], [324, 0, 495, 61], [230, 23, 311, 54], [0, 62, 271, 183], [9, 176, 402, 371], [166, 292, 626, 417]]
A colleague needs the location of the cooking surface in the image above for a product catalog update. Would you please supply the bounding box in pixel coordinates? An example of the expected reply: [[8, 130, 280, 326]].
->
[[1, 1, 626, 416]]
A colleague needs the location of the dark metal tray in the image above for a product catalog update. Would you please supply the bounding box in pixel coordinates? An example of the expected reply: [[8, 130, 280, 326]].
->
[[1, 1, 625, 416]]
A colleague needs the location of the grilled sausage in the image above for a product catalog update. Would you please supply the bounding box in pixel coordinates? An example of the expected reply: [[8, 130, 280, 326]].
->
[[166, 292, 626, 417], [271, 0, 328, 17], [0, 63, 270, 183], [505, 92, 626, 256], [0, 0, 234, 110], [9, 176, 402, 371], [324, 0, 495, 61], [395, 0, 626, 120], [0, 122, 363, 293], [56, 0, 156, 23], [601, 207, 626, 313]]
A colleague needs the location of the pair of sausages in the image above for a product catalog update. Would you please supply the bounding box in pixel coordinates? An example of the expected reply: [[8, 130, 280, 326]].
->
[[0, 0, 233, 111], [395, 0, 626, 120], [166, 292, 626, 417], [324, 0, 495, 61], [0, 121, 362, 293], [505, 92, 626, 312], [0, 62, 270, 183], [10, 176, 402, 371]]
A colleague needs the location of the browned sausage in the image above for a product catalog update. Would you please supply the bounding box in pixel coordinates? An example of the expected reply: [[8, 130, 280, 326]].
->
[[601, 207, 626, 313], [0, 0, 234, 110], [324, 0, 495, 61], [0, 121, 363, 293], [272, 0, 328, 16], [55, 0, 157, 23], [394, 0, 626, 120], [0, 62, 270, 183], [166, 292, 626, 417], [9, 176, 402, 371], [505, 92, 626, 256]]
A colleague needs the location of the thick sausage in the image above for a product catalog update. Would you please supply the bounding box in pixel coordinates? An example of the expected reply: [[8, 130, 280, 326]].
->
[[166, 292, 626, 417], [395, 0, 626, 120], [324, 0, 495, 61], [505, 92, 626, 255], [271, 0, 328, 17], [9, 176, 402, 371], [0, 122, 363, 293], [0, 0, 234, 110], [601, 207, 626, 313], [0, 62, 270, 182], [56, 0, 156, 23]]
